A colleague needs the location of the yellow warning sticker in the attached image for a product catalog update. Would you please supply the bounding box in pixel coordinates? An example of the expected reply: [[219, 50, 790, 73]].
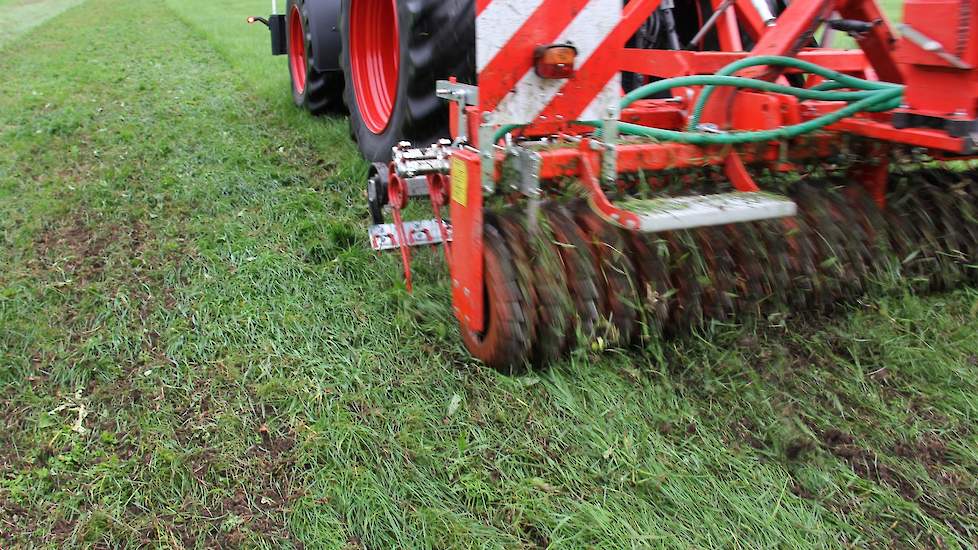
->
[[451, 157, 468, 207]]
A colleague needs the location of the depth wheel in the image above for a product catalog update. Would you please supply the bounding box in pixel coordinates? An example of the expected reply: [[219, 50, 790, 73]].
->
[[287, 0, 345, 114], [460, 224, 531, 373]]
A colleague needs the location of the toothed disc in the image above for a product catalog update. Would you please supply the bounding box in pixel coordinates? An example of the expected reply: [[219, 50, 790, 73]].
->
[[662, 230, 706, 333], [495, 209, 571, 367], [541, 203, 601, 349], [571, 202, 641, 346], [628, 233, 672, 340]]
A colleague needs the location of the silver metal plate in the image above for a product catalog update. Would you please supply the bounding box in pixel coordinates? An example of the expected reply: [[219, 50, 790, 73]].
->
[[369, 220, 453, 251], [406, 176, 431, 197], [628, 192, 797, 233]]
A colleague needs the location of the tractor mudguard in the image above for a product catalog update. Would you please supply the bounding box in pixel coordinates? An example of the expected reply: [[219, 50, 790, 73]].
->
[[305, 0, 342, 72]]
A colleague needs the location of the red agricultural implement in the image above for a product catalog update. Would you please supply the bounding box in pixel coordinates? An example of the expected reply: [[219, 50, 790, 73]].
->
[[251, 0, 978, 371]]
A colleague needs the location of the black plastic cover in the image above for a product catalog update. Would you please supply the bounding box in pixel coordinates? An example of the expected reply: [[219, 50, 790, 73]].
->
[[269, 14, 287, 56]]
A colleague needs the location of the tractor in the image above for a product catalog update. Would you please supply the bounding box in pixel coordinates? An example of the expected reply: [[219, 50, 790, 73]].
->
[[250, 0, 978, 372]]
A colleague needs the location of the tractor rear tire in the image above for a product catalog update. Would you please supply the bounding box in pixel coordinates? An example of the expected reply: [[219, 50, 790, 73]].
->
[[287, 0, 345, 115], [340, 0, 475, 162]]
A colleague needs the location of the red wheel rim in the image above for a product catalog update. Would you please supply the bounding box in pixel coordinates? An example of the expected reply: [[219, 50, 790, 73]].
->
[[288, 6, 307, 95], [349, 0, 399, 134]]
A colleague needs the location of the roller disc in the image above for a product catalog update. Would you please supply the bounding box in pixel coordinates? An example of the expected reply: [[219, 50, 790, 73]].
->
[[456, 163, 978, 371], [949, 171, 978, 282], [628, 233, 673, 340], [571, 202, 641, 346], [893, 176, 950, 290], [823, 184, 874, 293], [490, 211, 538, 361], [495, 209, 571, 366], [692, 226, 738, 322], [884, 187, 933, 291], [459, 223, 531, 373], [919, 170, 973, 285], [540, 203, 602, 349], [662, 230, 706, 333], [962, 170, 978, 204], [780, 215, 826, 313], [793, 184, 854, 309], [726, 221, 787, 318], [844, 184, 892, 272]]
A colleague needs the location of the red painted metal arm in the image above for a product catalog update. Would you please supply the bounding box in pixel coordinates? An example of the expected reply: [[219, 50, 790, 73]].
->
[[742, 0, 835, 77], [619, 49, 872, 77], [837, 0, 903, 83]]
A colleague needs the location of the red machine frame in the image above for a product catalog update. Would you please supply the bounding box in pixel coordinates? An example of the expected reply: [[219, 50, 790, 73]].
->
[[385, 0, 978, 334]]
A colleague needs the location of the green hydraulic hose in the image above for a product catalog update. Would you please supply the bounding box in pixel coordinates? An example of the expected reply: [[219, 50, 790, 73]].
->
[[492, 55, 904, 146], [582, 86, 902, 145], [492, 124, 524, 145], [495, 75, 897, 143], [621, 75, 894, 110], [685, 55, 902, 129]]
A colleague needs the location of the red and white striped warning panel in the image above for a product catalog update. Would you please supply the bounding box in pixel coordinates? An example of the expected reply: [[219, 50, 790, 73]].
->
[[477, 0, 622, 126]]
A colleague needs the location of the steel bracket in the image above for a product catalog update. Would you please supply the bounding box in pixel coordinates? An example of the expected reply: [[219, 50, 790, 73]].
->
[[437, 80, 479, 143], [478, 124, 497, 195], [392, 140, 453, 179], [505, 146, 542, 197], [599, 103, 620, 188]]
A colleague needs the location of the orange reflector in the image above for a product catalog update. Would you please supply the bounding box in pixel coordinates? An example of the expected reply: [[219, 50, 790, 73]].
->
[[534, 44, 577, 79]]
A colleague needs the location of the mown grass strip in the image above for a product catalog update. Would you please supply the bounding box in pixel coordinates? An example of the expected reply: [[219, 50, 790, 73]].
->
[[0, 0, 88, 48]]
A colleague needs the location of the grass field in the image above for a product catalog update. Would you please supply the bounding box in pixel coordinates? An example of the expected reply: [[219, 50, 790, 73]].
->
[[1, 0, 977, 548]]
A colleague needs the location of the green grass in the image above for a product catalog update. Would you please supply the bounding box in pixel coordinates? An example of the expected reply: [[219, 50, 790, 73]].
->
[[2, 0, 977, 548]]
